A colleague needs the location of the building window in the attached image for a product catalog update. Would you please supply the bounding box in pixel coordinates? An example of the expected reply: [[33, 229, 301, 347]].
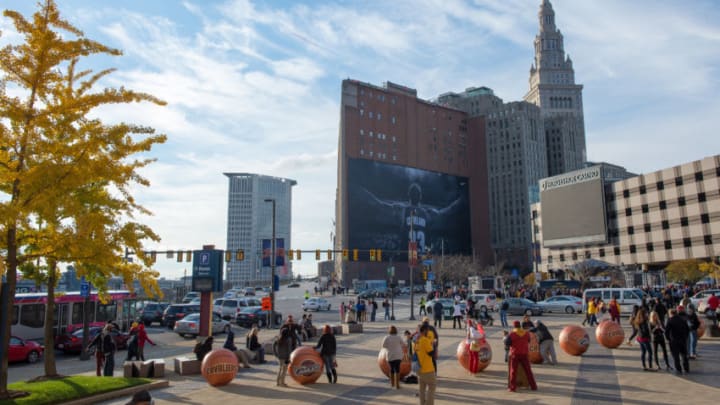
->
[[625, 208, 632, 217], [701, 213, 710, 224], [683, 238, 691, 248], [644, 223, 651, 232], [659, 201, 667, 210], [391, 116, 397, 124], [613, 247, 621, 256], [664, 240, 672, 249], [695, 171, 703, 181], [705, 235, 713, 245], [717, 166, 720, 177], [571, 252, 577, 260], [646, 243, 654, 252], [639, 185, 647, 194], [628, 226, 635, 235], [678, 196, 686, 206], [623, 189, 630, 198], [629, 245, 636, 254], [662, 220, 670, 230], [369, 111, 373, 119], [559, 254, 565, 262], [360, 109, 364, 116], [599, 248, 605, 257], [585, 251, 591, 259], [360, 129, 364, 136], [642, 204, 649, 213], [377, 113, 382, 120], [698, 192, 706, 202], [548, 255, 553, 264], [680, 217, 688, 227], [675, 176, 683, 186], [608, 211, 617, 219], [656, 181, 664, 190]]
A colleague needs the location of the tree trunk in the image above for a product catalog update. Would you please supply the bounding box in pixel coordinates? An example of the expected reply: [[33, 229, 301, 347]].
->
[[43, 260, 58, 377], [0, 226, 19, 398]]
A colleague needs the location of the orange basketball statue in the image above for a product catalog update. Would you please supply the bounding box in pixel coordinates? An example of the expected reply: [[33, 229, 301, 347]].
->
[[595, 320, 625, 348], [201, 349, 239, 387], [377, 347, 412, 378], [456, 339, 492, 372], [288, 346, 324, 385], [528, 332, 543, 364], [559, 325, 590, 356]]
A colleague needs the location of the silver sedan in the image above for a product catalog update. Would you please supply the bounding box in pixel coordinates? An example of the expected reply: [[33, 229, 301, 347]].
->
[[174, 312, 229, 338], [536, 295, 583, 314]]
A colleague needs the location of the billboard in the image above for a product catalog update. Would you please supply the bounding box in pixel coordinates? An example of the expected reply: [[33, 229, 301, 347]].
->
[[540, 165, 607, 247], [347, 159, 471, 260]]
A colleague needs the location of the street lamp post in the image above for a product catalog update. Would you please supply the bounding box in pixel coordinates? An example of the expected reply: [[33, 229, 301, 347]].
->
[[409, 209, 416, 321], [264, 198, 276, 329]]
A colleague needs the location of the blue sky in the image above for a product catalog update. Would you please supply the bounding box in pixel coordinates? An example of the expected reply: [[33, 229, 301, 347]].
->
[[2, 0, 719, 280]]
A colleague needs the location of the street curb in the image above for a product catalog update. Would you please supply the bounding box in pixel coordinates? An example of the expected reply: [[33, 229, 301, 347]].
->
[[60, 380, 169, 405]]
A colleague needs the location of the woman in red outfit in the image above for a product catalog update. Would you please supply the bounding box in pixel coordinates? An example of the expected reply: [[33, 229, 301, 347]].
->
[[507, 320, 537, 392], [136, 324, 156, 361], [466, 319, 482, 374]]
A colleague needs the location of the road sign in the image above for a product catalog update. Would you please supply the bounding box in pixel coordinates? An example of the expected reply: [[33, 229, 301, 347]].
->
[[261, 296, 271, 310], [80, 282, 90, 297], [427, 272, 435, 281], [387, 266, 395, 277]]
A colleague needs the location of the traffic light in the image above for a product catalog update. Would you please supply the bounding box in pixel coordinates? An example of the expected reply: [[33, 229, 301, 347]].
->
[[353, 249, 358, 261], [369, 249, 376, 261], [315, 249, 321, 260], [423, 270, 428, 280], [342, 249, 349, 260], [288, 249, 294, 260], [185, 251, 192, 262], [225, 251, 232, 262], [176, 251, 183, 262], [327, 250, 332, 260], [377, 249, 382, 262], [150, 251, 157, 263], [296, 249, 302, 260], [236, 249, 245, 261]]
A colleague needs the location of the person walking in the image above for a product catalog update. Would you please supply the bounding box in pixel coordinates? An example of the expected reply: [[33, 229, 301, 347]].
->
[[125, 326, 140, 362], [371, 299, 378, 322], [452, 301, 464, 329], [608, 298, 621, 324], [432, 300, 443, 329], [381, 325, 406, 389], [101, 324, 117, 376], [686, 306, 701, 359], [665, 307, 690, 375], [136, 324, 155, 361], [383, 299, 391, 320], [587, 297, 598, 326], [626, 305, 640, 345], [507, 320, 537, 392], [649, 310, 671, 370], [273, 325, 296, 386], [315, 325, 338, 384], [634, 307, 654, 371], [416, 324, 436, 405], [86, 331, 105, 376], [500, 299, 509, 328], [421, 317, 439, 374], [419, 296, 427, 316]]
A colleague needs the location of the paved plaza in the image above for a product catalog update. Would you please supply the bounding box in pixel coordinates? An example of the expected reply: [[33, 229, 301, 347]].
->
[[97, 316, 720, 405]]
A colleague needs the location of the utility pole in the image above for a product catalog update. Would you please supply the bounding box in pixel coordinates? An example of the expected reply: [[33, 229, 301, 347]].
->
[[264, 198, 276, 329], [409, 209, 416, 321]]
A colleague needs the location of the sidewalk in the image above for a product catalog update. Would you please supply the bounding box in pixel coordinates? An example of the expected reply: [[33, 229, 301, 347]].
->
[[100, 317, 720, 405]]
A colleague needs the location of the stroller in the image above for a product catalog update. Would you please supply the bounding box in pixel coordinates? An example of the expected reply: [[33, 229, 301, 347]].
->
[[478, 308, 494, 326]]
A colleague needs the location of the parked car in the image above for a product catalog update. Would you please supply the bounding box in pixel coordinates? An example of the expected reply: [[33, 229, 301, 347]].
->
[[220, 297, 262, 320], [691, 289, 720, 313], [399, 287, 411, 295], [163, 304, 201, 329], [236, 307, 283, 328], [497, 298, 543, 316], [55, 326, 129, 353], [182, 291, 200, 303], [302, 297, 331, 311], [174, 312, 229, 338], [213, 298, 225, 314], [9, 336, 43, 364], [138, 302, 165, 326], [536, 295, 583, 314], [467, 293, 497, 313], [287, 282, 301, 288], [425, 298, 465, 320]]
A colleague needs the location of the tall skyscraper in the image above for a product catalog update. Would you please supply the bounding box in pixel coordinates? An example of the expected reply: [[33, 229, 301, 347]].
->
[[524, 0, 587, 176], [224, 173, 296, 287]]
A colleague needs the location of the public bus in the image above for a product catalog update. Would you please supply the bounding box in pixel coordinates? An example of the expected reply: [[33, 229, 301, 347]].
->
[[11, 290, 138, 341]]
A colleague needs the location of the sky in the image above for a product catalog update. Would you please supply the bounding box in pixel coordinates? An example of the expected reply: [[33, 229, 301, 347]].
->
[[2, 0, 719, 280]]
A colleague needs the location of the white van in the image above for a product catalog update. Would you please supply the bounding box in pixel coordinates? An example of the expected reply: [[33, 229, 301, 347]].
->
[[582, 288, 646, 315]]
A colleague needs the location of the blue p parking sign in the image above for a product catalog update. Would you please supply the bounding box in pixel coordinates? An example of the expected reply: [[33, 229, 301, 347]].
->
[[80, 282, 90, 297]]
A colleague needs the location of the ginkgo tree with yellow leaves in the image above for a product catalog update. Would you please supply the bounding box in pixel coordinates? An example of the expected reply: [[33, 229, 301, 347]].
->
[[0, 0, 166, 395]]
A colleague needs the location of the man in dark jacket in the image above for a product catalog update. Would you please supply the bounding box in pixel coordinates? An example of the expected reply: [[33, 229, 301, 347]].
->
[[665, 307, 690, 374], [532, 320, 557, 365], [433, 300, 444, 328], [653, 298, 667, 324]]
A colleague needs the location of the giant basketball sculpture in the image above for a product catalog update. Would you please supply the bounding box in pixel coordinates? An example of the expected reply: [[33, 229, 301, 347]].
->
[[528, 332, 543, 364], [595, 320, 625, 348], [201, 349, 239, 387], [377, 347, 412, 378], [456, 339, 492, 372], [559, 325, 590, 356], [288, 346, 324, 385]]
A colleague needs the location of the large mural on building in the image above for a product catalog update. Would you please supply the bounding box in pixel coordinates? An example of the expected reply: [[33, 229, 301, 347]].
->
[[347, 159, 471, 261]]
